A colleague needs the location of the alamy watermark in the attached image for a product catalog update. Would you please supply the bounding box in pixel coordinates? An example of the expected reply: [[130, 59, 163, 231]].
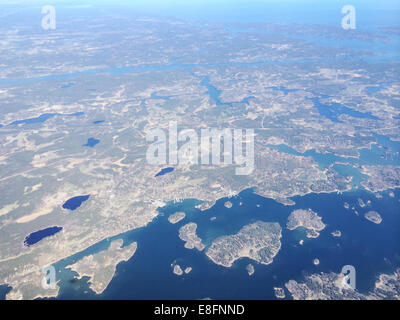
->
[[146, 121, 254, 175], [41, 5, 56, 30], [341, 265, 356, 290], [41, 265, 56, 290], [341, 5, 356, 30]]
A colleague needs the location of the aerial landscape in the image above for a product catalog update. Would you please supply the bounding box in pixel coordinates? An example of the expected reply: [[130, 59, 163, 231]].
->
[[0, 0, 399, 301]]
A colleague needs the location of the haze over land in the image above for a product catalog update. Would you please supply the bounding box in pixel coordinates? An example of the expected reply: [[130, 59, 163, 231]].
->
[[0, 1, 399, 300]]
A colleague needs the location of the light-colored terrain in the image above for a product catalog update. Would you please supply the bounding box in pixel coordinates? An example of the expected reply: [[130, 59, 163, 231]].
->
[[178, 223, 205, 251], [364, 211, 383, 224], [66, 239, 137, 294], [0, 8, 399, 299], [287, 208, 326, 238], [168, 211, 186, 224], [206, 221, 282, 267], [286, 269, 400, 300]]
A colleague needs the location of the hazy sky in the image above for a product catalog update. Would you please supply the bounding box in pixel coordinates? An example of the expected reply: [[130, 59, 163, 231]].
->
[[2, 0, 400, 27]]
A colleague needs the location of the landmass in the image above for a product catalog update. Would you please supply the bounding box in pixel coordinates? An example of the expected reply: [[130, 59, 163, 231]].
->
[[178, 223, 205, 251], [224, 201, 233, 209], [364, 211, 383, 224], [287, 209, 326, 238], [274, 287, 286, 299], [205, 221, 282, 267], [66, 239, 137, 295], [172, 264, 183, 276], [184, 267, 192, 274], [0, 6, 399, 299], [246, 264, 255, 276], [285, 269, 400, 300], [168, 212, 186, 224], [171, 262, 192, 276], [331, 230, 342, 237]]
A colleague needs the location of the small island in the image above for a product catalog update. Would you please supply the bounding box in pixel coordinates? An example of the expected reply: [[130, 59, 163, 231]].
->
[[171, 262, 192, 276], [206, 221, 282, 268], [274, 287, 286, 299], [357, 198, 366, 208], [287, 209, 326, 238], [184, 267, 192, 274], [172, 264, 183, 276], [224, 201, 233, 209], [364, 211, 383, 224], [246, 264, 255, 276], [178, 223, 205, 251], [331, 230, 342, 237], [168, 211, 186, 224]]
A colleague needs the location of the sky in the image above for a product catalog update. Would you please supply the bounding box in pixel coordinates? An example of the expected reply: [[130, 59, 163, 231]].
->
[[2, 0, 400, 27]]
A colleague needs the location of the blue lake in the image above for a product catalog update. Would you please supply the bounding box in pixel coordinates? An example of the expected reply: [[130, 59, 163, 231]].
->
[[93, 120, 105, 124], [24, 226, 63, 247], [155, 167, 174, 177], [83, 138, 100, 147], [0, 285, 11, 299], [62, 195, 90, 211], [9, 112, 84, 126]]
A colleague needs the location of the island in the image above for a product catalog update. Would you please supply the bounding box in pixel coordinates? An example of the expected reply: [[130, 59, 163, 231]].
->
[[246, 264, 255, 276], [224, 201, 233, 209], [66, 239, 137, 295], [171, 262, 192, 276], [184, 267, 192, 274], [172, 264, 183, 276], [285, 269, 400, 300], [168, 211, 186, 224], [205, 221, 282, 267], [178, 223, 205, 251], [287, 209, 326, 238], [274, 287, 286, 299], [364, 211, 383, 224], [331, 230, 342, 237]]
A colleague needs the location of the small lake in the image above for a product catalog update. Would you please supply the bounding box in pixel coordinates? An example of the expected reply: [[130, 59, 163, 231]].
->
[[83, 138, 100, 147], [9, 112, 84, 126], [62, 195, 90, 211], [155, 167, 174, 177], [24, 226, 63, 247]]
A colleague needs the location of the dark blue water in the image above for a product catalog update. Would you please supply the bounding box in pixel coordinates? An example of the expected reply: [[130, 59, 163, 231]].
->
[[24, 226, 63, 247], [0, 285, 12, 299], [155, 167, 174, 177], [83, 138, 100, 147], [9, 112, 84, 126], [52, 187, 400, 300], [93, 120, 105, 124], [62, 195, 90, 211]]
